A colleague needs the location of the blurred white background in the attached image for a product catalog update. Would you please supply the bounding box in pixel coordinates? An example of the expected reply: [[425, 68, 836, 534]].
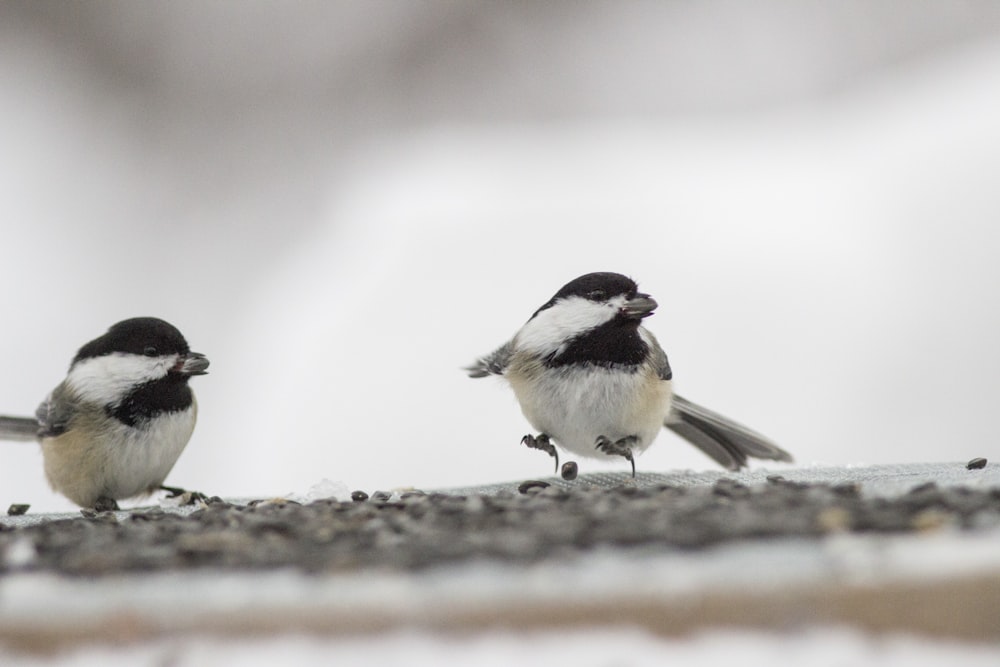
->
[[2, 1, 999, 512]]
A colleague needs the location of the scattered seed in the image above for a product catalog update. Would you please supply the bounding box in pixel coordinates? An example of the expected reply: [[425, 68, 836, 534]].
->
[[517, 480, 550, 494], [967, 457, 988, 470], [2, 471, 999, 577], [712, 478, 750, 498], [351, 491, 369, 502], [561, 461, 579, 481], [831, 482, 861, 497], [6, 504, 30, 516]]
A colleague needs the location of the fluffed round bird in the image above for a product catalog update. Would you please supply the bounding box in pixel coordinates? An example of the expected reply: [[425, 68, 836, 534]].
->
[[467, 272, 792, 476], [0, 317, 208, 510]]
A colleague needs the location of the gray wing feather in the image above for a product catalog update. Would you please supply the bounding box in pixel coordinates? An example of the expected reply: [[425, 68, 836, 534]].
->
[[640, 328, 672, 381], [665, 393, 792, 471], [465, 341, 514, 378], [35, 383, 78, 438], [0, 382, 79, 441], [650, 341, 672, 381]]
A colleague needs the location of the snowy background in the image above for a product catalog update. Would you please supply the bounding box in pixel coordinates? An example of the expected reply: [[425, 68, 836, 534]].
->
[[2, 1, 1000, 512]]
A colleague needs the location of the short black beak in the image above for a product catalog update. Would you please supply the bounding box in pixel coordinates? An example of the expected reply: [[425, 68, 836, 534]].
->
[[175, 352, 210, 376], [620, 294, 657, 319]]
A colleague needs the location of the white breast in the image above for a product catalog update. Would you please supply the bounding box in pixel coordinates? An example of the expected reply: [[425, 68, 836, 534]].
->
[[103, 407, 197, 499], [41, 401, 197, 507], [507, 362, 672, 459]]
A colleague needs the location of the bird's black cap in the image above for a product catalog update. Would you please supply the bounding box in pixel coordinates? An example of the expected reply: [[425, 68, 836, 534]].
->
[[532, 272, 640, 318], [72, 317, 191, 366]]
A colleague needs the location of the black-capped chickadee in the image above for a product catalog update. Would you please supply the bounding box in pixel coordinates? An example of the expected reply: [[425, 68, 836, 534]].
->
[[0, 317, 208, 510], [467, 272, 792, 476]]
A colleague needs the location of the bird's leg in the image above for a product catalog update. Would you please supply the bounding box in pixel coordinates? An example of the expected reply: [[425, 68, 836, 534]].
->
[[93, 496, 120, 512], [595, 435, 637, 477], [160, 485, 208, 505], [521, 433, 559, 473]]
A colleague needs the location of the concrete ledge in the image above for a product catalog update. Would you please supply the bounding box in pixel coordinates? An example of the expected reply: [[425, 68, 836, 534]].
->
[[1, 462, 998, 650]]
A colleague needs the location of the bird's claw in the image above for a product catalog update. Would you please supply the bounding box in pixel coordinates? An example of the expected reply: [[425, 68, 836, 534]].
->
[[92, 496, 120, 512], [521, 433, 559, 473], [595, 435, 637, 478], [160, 485, 209, 505]]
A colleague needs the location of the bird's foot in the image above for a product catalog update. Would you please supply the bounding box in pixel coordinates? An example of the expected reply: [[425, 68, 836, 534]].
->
[[595, 435, 637, 477], [92, 496, 120, 512], [521, 433, 559, 473], [160, 485, 208, 505]]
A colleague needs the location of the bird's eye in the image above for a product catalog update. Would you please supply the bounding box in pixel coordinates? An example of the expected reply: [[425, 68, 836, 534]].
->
[[143, 346, 158, 357], [586, 290, 607, 301]]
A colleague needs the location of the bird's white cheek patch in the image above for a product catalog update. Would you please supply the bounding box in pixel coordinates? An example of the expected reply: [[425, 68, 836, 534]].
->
[[66, 353, 175, 407], [515, 296, 620, 358]]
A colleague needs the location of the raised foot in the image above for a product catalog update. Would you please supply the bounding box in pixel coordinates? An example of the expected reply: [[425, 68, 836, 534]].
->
[[521, 433, 559, 473], [160, 485, 209, 505], [595, 435, 637, 477]]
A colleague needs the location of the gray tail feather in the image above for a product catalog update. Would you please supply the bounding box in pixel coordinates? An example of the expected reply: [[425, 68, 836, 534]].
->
[[0, 416, 40, 441], [665, 394, 792, 471], [465, 360, 492, 378], [465, 341, 513, 379]]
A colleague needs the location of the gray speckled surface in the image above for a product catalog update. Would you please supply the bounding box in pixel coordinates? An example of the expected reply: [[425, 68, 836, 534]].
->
[[439, 461, 1000, 496], [5, 461, 998, 529]]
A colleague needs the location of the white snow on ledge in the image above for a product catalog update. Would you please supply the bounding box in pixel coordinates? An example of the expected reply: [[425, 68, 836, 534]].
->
[[1, 528, 1000, 645], [4, 627, 1000, 667]]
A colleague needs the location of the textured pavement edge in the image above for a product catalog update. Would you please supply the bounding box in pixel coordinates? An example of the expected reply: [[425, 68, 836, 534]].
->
[[1, 462, 999, 650]]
